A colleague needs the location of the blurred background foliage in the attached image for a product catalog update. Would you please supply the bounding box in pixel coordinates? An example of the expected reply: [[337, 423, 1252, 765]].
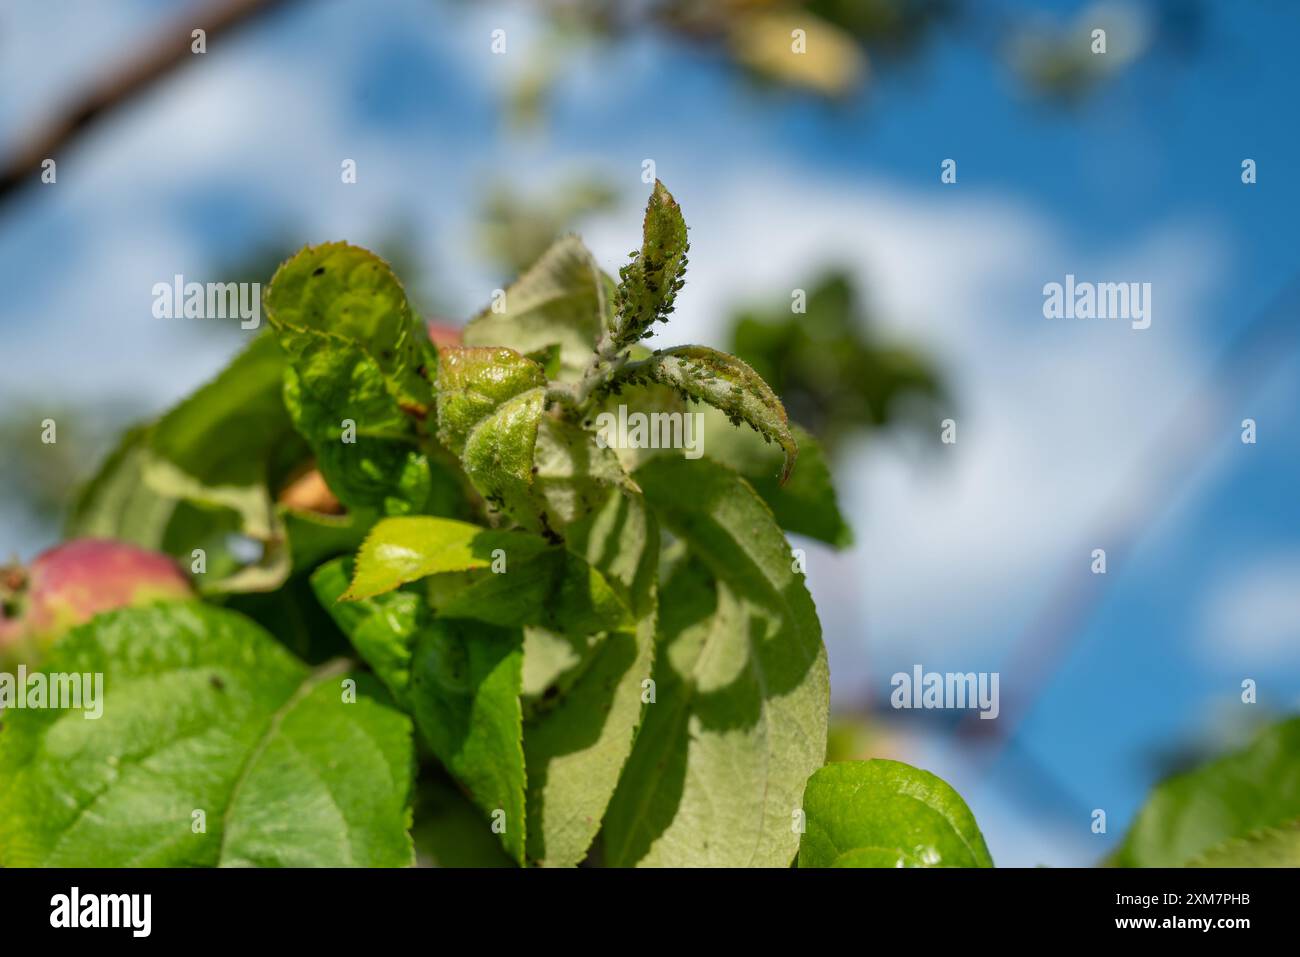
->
[[726, 271, 943, 457]]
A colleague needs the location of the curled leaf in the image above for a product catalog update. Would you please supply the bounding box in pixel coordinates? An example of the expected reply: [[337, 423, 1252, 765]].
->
[[605, 344, 797, 482], [433, 345, 549, 529]]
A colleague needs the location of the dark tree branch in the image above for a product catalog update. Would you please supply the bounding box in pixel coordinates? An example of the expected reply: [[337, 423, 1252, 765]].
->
[[0, 0, 307, 208]]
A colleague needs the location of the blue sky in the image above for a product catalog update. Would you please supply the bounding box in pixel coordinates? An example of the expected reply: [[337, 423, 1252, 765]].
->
[[2, 0, 1298, 866]]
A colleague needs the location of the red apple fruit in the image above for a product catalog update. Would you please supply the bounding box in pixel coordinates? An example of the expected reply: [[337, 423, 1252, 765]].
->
[[0, 539, 193, 667]]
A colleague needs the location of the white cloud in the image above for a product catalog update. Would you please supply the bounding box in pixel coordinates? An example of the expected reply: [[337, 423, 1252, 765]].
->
[[1201, 555, 1300, 665]]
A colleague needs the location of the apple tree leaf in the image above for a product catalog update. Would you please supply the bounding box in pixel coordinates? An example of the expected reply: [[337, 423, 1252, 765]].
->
[[612, 180, 688, 348], [606, 345, 797, 483], [463, 236, 615, 383], [797, 760, 994, 868], [1112, 717, 1300, 867], [0, 603, 414, 867], [602, 456, 827, 866]]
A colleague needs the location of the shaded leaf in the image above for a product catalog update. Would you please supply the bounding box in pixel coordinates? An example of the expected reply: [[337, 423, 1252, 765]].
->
[[463, 236, 613, 382], [409, 617, 526, 864], [1112, 717, 1300, 867], [602, 457, 827, 866], [523, 599, 656, 867], [411, 767, 517, 867], [313, 559, 527, 864], [281, 505, 376, 575], [311, 558, 419, 704], [531, 417, 657, 614], [703, 414, 850, 547]]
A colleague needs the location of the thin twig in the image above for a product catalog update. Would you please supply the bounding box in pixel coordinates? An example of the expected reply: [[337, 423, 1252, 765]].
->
[[0, 0, 307, 208]]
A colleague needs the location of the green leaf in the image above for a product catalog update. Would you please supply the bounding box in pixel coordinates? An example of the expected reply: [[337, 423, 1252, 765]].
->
[[602, 457, 828, 867], [463, 236, 614, 383], [343, 516, 631, 636], [311, 557, 418, 704], [0, 603, 414, 867], [409, 617, 526, 864], [264, 243, 446, 514], [265, 242, 431, 410], [506, 424, 662, 866], [433, 345, 551, 529], [584, 379, 689, 474], [797, 760, 994, 868], [69, 336, 313, 594], [313, 558, 527, 864], [278, 331, 431, 513], [444, 423, 661, 868], [434, 346, 548, 455], [67, 424, 178, 546], [598, 390, 852, 546], [704, 415, 850, 547], [459, 393, 547, 531], [609, 345, 797, 483], [149, 333, 302, 489], [1184, 821, 1300, 867], [428, 549, 630, 635], [1112, 717, 1300, 867], [523, 601, 657, 867], [342, 516, 540, 600], [612, 180, 689, 348], [524, 343, 564, 379]]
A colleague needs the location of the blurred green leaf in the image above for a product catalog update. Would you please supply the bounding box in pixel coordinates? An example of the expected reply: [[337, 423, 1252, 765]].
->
[[1185, 821, 1300, 868], [68, 336, 313, 594], [798, 759, 993, 868], [479, 177, 618, 276], [728, 271, 942, 456], [1112, 717, 1300, 867]]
